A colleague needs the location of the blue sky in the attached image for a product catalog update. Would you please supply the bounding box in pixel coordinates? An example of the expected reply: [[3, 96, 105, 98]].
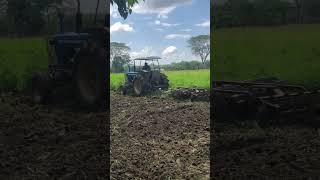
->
[[110, 0, 210, 64]]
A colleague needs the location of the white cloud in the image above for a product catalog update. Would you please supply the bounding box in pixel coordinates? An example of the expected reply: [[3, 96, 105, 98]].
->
[[110, 22, 134, 34], [196, 20, 210, 27], [165, 34, 191, 40], [130, 47, 154, 59], [162, 46, 177, 56], [162, 22, 180, 27], [159, 14, 168, 19], [154, 20, 180, 27], [155, 28, 164, 31], [132, 0, 192, 18], [180, 28, 192, 32]]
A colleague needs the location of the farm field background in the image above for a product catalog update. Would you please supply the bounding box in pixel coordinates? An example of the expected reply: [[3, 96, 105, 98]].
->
[[212, 24, 320, 89], [0, 38, 48, 91], [0, 37, 209, 91], [2, 24, 320, 91], [111, 69, 210, 91]]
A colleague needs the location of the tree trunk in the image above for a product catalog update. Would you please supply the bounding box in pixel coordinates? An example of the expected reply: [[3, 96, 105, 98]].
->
[[94, 0, 100, 25]]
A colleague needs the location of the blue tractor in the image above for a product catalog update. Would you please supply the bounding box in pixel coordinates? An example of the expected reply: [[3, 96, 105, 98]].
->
[[31, 0, 108, 110], [121, 56, 169, 96]]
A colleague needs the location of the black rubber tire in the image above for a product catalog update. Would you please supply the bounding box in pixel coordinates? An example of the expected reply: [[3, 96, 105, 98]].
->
[[133, 76, 144, 96], [31, 73, 52, 104], [160, 73, 169, 90], [121, 83, 131, 95], [73, 50, 107, 110]]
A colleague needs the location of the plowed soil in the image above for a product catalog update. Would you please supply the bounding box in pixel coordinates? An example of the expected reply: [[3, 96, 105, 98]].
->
[[110, 93, 210, 179], [213, 122, 320, 179], [0, 93, 108, 179]]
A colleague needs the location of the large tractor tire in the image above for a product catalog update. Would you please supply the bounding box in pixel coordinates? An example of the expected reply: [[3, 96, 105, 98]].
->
[[73, 49, 107, 110], [160, 73, 169, 90], [31, 73, 52, 104], [121, 83, 131, 95], [133, 76, 145, 96]]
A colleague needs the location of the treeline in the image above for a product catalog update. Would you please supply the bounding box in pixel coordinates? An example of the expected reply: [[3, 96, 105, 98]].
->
[[161, 61, 210, 71], [213, 0, 320, 28], [111, 60, 209, 73], [0, 0, 105, 36]]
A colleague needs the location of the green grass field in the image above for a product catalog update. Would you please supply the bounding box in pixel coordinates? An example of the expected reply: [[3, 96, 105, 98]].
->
[[213, 24, 320, 89], [0, 38, 48, 91], [111, 69, 210, 90], [3, 24, 319, 92], [0, 37, 209, 91]]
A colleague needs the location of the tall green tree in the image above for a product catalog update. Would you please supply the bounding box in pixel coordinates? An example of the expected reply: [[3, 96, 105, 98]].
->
[[187, 35, 210, 64], [110, 42, 131, 72], [112, 55, 130, 73], [6, 0, 63, 35]]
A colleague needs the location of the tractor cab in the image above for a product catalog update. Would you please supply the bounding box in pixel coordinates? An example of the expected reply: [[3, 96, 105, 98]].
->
[[122, 56, 169, 96], [124, 56, 161, 83]]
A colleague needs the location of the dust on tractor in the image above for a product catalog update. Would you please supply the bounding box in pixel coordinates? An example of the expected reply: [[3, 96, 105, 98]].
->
[[31, 0, 108, 110], [121, 56, 169, 96]]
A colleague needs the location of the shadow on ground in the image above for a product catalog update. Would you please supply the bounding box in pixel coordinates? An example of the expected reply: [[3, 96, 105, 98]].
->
[[0, 93, 109, 179]]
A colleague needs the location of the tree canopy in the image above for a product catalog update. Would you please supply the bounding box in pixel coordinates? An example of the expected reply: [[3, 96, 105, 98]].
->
[[111, 0, 142, 19], [213, 0, 320, 28], [110, 42, 131, 72], [187, 35, 210, 64], [6, 0, 63, 35]]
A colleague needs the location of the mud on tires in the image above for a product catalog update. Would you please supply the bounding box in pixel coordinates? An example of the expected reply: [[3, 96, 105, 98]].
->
[[133, 75, 145, 96]]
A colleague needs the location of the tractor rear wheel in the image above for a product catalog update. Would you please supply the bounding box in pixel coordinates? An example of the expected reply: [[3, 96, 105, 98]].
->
[[73, 50, 107, 110], [31, 73, 52, 104], [133, 76, 144, 96]]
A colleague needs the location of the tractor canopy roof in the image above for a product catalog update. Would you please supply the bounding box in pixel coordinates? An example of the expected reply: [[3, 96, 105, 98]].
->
[[133, 56, 161, 61]]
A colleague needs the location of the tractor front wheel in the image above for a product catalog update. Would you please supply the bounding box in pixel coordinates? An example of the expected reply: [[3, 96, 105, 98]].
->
[[133, 76, 144, 96], [73, 50, 107, 110], [160, 73, 169, 90]]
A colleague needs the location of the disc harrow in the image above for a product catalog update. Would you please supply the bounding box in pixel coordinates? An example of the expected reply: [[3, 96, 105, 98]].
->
[[212, 79, 320, 126]]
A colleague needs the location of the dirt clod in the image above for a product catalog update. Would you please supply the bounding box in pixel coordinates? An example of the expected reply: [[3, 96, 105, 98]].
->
[[171, 87, 210, 102], [111, 93, 210, 179], [213, 122, 320, 179]]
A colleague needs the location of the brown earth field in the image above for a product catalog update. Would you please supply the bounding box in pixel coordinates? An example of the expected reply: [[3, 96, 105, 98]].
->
[[110, 93, 210, 179], [0, 93, 109, 179], [213, 121, 320, 179]]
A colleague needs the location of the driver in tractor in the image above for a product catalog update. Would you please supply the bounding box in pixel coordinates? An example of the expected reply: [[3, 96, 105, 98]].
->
[[142, 62, 151, 71]]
